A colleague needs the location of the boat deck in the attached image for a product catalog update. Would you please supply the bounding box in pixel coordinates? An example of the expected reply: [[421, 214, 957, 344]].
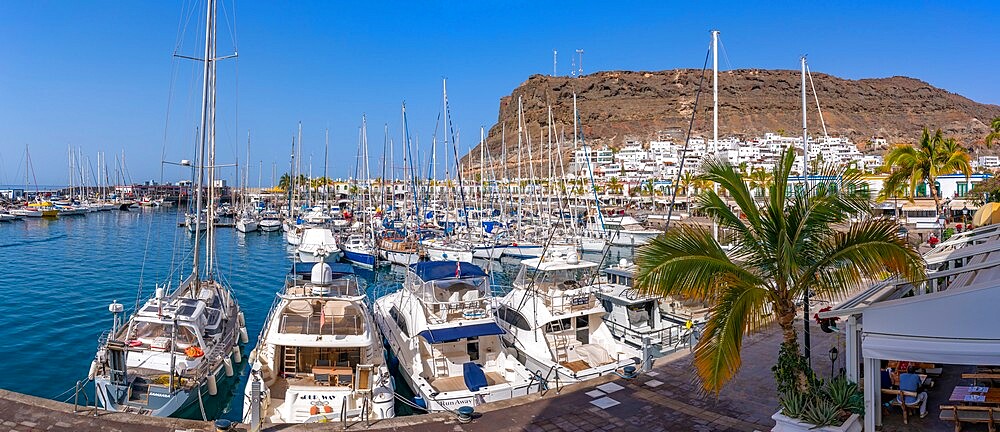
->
[[429, 372, 506, 392], [560, 360, 590, 372]]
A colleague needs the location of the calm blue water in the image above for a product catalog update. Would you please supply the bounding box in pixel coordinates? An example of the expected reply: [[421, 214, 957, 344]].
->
[[0, 208, 634, 416]]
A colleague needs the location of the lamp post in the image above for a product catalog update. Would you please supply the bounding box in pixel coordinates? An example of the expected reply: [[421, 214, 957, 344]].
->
[[963, 205, 969, 228], [829, 346, 839, 378]]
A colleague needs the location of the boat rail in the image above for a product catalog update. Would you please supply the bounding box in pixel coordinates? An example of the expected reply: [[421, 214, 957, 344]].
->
[[604, 319, 685, 349], [421, 297, 491, 324], [184, 324, 237, 389], [539, 290, 597, 315], [279, 312, 364, 336]]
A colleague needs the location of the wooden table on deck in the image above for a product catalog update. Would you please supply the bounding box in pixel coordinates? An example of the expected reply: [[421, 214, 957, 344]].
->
[[949, 386, 1000, 404], [311, 366, 353, 386]]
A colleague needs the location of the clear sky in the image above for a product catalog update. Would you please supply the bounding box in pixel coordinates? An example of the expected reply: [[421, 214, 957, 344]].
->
[[1, 1, 997, 186]]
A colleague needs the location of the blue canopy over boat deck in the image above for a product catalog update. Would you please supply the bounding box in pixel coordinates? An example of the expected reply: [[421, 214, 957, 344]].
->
[[417, 322, 504, 343], [409, 261, 486, 281]]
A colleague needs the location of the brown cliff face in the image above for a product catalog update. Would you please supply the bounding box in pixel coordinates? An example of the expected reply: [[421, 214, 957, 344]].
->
[[464, 69, 1000, 174]]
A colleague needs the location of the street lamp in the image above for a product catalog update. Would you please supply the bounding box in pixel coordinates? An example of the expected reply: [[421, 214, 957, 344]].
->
[[963, 204, 969, 228], [829, 346, 839, 378]]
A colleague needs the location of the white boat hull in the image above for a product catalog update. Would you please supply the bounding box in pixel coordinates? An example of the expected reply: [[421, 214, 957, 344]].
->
[[380, 249, 420, 266], [236, 219, 258, 233], [608, 230, 659, 246], [425, 247, 473, 263]]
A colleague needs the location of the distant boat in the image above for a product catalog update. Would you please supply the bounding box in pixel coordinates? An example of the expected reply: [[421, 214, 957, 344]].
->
[[296, 228, 343, 263], [342, 234, 378, 269], [258, 210, 282, 232]]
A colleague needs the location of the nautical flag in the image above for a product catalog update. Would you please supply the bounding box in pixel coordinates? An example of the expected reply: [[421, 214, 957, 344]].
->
[[455, 261, 461, 278]]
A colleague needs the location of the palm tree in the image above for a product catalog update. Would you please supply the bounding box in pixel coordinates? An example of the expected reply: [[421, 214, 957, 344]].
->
[[277, 173, 291, 191], [985, 117, 1000, 148], [748, 168, 771, 198], [678, 171, 695, 199], [606, 177, 623, 195], [883, 128, 972, 215], [635, 149, 924, 395]]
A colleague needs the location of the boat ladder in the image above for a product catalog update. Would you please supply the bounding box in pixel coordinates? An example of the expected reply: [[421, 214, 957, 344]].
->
[[283, 347, 298, 377], [432, 350, 449, 377], [549, 321, 571, 363]]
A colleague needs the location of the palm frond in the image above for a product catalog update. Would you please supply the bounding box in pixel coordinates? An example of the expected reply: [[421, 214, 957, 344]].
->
[[798, 218, 925, 298], [634, 224, 766, 301], [693, 283, 770, 395]]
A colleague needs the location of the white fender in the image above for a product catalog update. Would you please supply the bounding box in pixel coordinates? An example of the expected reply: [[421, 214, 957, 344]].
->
[[207, 374, 218, 396], [238, 311, 246, 327], [87, 359, 99, 380], [233, 347, 243, 363], [224, 358, 234, 377], [239, 327, 249, 344]]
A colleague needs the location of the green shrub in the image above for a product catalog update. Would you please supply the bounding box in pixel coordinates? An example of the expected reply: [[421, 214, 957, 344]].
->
[[800, 397, 842, 427], [779, 392, 811, 418]]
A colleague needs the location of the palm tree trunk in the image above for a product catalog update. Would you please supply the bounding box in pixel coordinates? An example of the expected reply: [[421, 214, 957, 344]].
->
[[929, 176, 941, 217], [775, 298, 800, 352]]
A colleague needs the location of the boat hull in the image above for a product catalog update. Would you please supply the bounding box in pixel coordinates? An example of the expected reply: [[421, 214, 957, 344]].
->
[[343, 248, 377, 269], [236, 219, 258, 233]]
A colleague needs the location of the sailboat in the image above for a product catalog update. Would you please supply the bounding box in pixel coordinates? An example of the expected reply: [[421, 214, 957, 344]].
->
[[88, 0, 248, 419]]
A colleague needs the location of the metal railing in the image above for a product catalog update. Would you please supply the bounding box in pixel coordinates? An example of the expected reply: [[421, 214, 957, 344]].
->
[[605, 319, 685, 349], [279, 313, 364, 336]]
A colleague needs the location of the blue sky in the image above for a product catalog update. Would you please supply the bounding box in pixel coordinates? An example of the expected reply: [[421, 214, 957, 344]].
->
[[0, 1, 997, 186]]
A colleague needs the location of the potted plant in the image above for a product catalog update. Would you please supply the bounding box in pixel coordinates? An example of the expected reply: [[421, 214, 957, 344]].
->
[[772, 348, 863, 432]]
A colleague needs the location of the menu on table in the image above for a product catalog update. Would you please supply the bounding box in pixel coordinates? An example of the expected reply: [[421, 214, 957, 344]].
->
[[969, 386, 990, 393], [965, 394, 987, 403]]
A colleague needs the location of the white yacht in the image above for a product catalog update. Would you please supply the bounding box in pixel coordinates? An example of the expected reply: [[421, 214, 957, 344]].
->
[[235, 211, 258, 233], [258, 210, 282, 232], [373, 261, 537, 411], [589, 261, 687, 352], [496, 247, 640, 384], [296, 228, 342, 263], [587, 214, 660, 247], [243, 262, 394, 426], [421, 237, 474, 263]]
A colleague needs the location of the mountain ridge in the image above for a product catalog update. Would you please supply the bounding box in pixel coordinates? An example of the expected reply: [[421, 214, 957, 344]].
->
[[462, 69, 1000, 174]]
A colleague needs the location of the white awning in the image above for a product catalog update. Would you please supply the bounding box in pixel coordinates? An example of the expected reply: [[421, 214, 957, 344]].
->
[[861, 278, 1000, 365], [862, 334, 1000, 365]]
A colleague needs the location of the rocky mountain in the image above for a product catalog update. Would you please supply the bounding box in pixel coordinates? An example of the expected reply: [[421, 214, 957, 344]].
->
[[463, 69, 1000, 175]]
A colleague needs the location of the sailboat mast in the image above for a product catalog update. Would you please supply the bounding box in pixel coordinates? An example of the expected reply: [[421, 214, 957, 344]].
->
[[324, 128, 330, 204], [205, 0, 219, 278], [191, 0, 217, 281], [712, 29, 719, 243], [801, 56, 809, 182]]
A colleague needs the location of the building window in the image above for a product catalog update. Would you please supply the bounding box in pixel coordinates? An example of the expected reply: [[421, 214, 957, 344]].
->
[[957, 182, 969, 197]]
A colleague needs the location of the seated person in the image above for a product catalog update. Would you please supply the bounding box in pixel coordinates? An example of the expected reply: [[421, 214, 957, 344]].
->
[[897, 366, 929, 418], [880, 364, 895, 390]]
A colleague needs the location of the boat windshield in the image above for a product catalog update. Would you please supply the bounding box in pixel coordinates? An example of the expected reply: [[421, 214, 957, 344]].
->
[[516, 266, 596, 292], [128, 321, 200, 350]]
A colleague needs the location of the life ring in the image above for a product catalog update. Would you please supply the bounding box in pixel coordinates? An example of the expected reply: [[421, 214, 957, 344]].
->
[[185, 346, 205, 358], [127, 340, 142, 347]]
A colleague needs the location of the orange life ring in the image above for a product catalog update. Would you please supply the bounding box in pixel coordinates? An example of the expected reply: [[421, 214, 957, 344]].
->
[[185, 346, 204, 358]]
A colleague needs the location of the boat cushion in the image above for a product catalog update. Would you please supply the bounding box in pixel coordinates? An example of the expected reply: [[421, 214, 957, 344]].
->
[[463, 362, 488, 392]]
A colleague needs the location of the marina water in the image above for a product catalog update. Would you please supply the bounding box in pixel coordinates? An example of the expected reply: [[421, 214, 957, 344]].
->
[[0, 207, 635, 420]]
